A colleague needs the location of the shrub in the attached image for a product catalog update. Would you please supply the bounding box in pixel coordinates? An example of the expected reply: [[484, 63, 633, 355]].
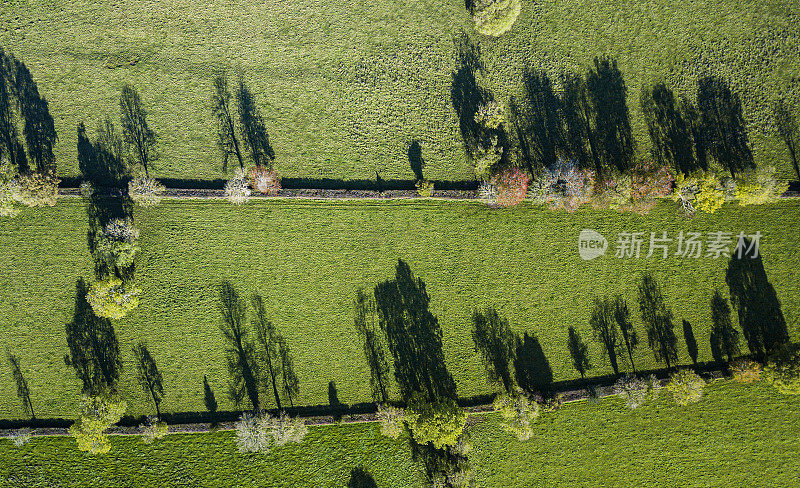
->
[[540, 393, 565, 413], [405, 393, 467, 450], [9, 428, 32, 447], [763, 343, 800, 395], [247, 166, 281, 195], [224, 168, 251, 204], [235, 412, 271, 453], [674, 171, 724, 215], [491, 167, 529, 207], [95, 219, 141, 270], [128, 176, 166, 207], [735, 166, 788, 205], [471, 0, 522, 37], [140, 416, 168, 444], [478, 182, 497, 205], [234, 411, 307, 453], [79, 180, 95, 198], [376, 403, 406, 439], [613, 374, 661, 409], [493, 390, 539, 441], [474, 100, 506, 130], [731, 359, 762, 383], [591, 174, 632, 212], [415, 178, 434, 197], [86, 277, 141, 319], [266, 412, 308, 446], [69, 395, 127, 455], [473, 135, 503, 178], [629, 159, 674, 214], [12, 171, 59, 207], [666, 369, 705, 406], [694, 172, 725, 213], [534, 161, 595, 212]]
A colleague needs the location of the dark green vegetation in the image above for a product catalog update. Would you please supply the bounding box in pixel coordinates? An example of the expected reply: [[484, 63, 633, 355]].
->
[[1, 198, 798, 419], [0, 381, 797, 487], [0, 0, 798, 180]]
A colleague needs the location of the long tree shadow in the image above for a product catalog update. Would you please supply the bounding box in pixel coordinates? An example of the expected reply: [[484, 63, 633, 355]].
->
[[513, 332, 553, 398], [682, 319, 699, 366], [471, 307, 517, 393], [354, 287, 391, 403], [641, 82, 704, 174], [408, 140, 425, 181], [510, 69, 563, 173], [638, 273, 678, 369], [328, 380, 346, 422], [697, 76, 754, 176], [0, 50, 57, 174], [373, 259, 456, 403], [586, 56, 635, 175], [410, 437, 471, 488], [64, 278, 122, 396], [560, 71, 598, 172], [0, 49, 26, 173], [78, 119, 129, 188], [725, 242, 788, 359], [235, 76, 274, 168], [11, 57, 57, 174], [347, 467, 378, 488], [450, 33, 490, 158]]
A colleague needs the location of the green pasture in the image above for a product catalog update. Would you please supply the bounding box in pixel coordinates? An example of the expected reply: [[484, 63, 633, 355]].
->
[[471, 380, 800, 487], [1, 198, 798, 419], [0, 0, 798, 180], [0, 381, 797, 487]]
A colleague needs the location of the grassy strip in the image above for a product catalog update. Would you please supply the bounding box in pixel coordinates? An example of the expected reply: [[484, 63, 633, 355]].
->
[[1, 198, 798, 419], [471, 381, 800, 487], [0, 0, 798, 180], [0, 381, 797, 487], [0, 422, 427, 487]]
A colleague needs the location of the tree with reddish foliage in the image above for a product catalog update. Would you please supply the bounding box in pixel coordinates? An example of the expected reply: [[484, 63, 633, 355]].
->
[[629, 159, 674, 214], [491, 166, 529, 207]]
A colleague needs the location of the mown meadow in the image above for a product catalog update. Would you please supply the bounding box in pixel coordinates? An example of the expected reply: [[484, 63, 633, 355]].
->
[[0, 380, 797, 487], [1, 198, 798, 419], [0, 0, 798, 180]]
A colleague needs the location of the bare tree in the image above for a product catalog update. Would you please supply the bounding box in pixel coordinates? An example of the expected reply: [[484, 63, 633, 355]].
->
[[6, 352, 34, 419], [211, 75, 244, 171], [132, 341, 164, 418], [589, 297, 621, 375], [613, 295, 639, 373], [354, 287, 391, 402], [120, 84, 157, 177], [218, 281, 260, 412], [278, 337, 299, 408], [774, 98, 799, 180], [251, 293, 283, 411]]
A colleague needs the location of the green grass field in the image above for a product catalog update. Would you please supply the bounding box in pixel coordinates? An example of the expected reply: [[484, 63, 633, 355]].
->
[[1, 381, 797, 487], [471, 380, 800, 487], [1, 0, 798, 180], [1, 198, 798, 419], [0, 422, 428, 487]]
